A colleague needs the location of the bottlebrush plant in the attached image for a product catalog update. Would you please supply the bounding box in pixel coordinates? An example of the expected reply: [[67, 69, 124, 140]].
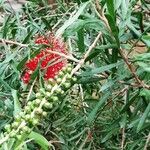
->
[[0, 34, 77, 149], [0, 0, 150, 150]]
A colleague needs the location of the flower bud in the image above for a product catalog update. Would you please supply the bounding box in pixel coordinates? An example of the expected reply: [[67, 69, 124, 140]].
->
[[55, 88, 62, 94], [58, 71, 64, 77], [56, 78, 62, 84], [35, 108, 43, 115], [44, 102, 53, 109], [51, 96, 59, 102], [72, 77, 77, 82], [42, 97, 47, 103], [12, 122, 19, 128], [36, 92, 41, 98], [40, 88, 45, 94], [32, 118, 39, 126], [25, 106, 31, 113], [35, 99, 41, 106], [25, 114, 31, 121], [66, 74, 72, 80], [4, 124, 11, 132], [45, 92, 51, 97], [22, 126, 30, 133], [45, 84, 52, 91], [16, 135, 22, 140], [42, 111, 47, 117], [10, 130, 16, 138], [63, 82, 71, 89], [48, 78, 55, 85]]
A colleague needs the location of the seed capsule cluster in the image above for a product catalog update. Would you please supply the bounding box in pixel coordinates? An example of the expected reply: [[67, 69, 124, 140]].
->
[[3, 64, 77, 142]]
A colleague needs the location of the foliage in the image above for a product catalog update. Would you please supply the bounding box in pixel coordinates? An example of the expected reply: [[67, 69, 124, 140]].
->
[[0, 0, 150, 149]]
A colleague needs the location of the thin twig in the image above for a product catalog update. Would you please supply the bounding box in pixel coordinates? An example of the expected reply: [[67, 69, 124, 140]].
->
[[26, 78, 37, 101], [47, 49, 79, 62], [71, 32, 102, 75], [121, 128, 125, 150], [95, 0, 111, 31], [0, 38, 28, 47], [144, 133, 150, 150], [120, 49, 150, 89]]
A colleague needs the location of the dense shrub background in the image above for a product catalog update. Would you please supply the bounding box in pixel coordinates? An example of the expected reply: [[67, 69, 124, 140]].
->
[[0, 0, 150, 149]]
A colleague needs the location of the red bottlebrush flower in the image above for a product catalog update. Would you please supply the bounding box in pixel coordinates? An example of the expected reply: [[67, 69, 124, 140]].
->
[[22, 35, 67, 84]]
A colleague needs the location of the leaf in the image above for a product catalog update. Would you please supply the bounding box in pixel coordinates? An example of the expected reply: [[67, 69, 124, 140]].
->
[[106, 0, 115, 19], [137, 102, 150, 132], [101, 127, 118, 143], [22, 29, 34, 44], [0, 78, 12, 90], [86, 93, 110, 124], [11, 89, 22, 116], [77, 28, 85, 52], [56, 2, 89, 37], [142, 35, 150, 47], [81, 61, 123, 77], [28, 131, 51, 150], [100, 79, 114, 92]]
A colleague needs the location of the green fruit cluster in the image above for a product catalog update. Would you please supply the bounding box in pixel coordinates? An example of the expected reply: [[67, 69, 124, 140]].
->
[[3, 64, 77, 142]]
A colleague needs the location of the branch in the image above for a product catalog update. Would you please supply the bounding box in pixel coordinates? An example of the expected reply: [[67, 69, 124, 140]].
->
[[120, 49, 150, 90], [144, 133, 150, 150], [0, 38, 28, 47], [71, 32, 102, 75], [94, 0, 111, 31], [47, 49, 79, 62]]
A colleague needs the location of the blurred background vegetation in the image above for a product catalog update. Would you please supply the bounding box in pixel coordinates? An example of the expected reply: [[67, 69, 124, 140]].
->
[[0, 0, 150, 149]]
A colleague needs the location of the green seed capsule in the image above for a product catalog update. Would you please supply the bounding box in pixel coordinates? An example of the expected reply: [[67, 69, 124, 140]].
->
[[55, 88, 62, 94], [32, 118, 39, 126], [66, 74, 72, 80], [42, 97, 47, 103], [51, 96, 59, 102], [67, 67, 72, 72], [36, 92, 41, 98], [48, 78, 55, 85], [46, 84, 52, 91], [16, 135, 22, 140], [72, 77, 77, 82], [58, 71, 64, 77], [67, 64, 72, 68], [61, 90, 65, 95], [45, 92, 51, 97], [42, 111, 47, 117], [25, 106, 31, 113], [14, 114, 21, 121], [35, 108, 43, 115], [12, 122, 19, 128], [63, 82, 71, 89], [40, 88, 45, 94], [44, 102, 53, 109], [10, 130, 16, 138], [56, 78, 62, 84], [4, 124, 11, 132], [25, 114, 31, 121], [27, 101, 32, 106], [22, 126, 30, 133], [35, 99, 41, 105]]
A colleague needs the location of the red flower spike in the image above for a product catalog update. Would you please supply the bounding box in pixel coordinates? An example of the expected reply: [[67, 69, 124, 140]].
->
[[22, 35, 67, 84]]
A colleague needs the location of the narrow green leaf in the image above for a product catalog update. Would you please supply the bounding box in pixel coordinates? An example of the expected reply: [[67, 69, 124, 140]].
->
[[86, 93, 110, 124], [28, 131, 51, 150], [106, 0, 115, 19], [56, 2, 89, 37], [81, 61, 123, 77], [137, 102, 150, 132], [77, 28, 85, 52], [11, 89, 22, 116], [142, 35, 150, 47]]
